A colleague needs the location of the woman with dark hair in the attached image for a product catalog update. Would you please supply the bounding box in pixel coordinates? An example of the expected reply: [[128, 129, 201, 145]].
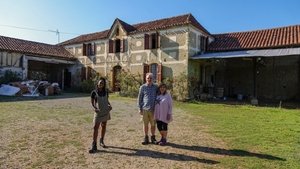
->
[[89, 77, 112, 153], [154, 83, 173, 146]]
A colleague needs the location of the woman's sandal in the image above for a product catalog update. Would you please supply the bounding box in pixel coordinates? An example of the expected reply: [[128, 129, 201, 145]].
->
[[100, 138, 107, 148]]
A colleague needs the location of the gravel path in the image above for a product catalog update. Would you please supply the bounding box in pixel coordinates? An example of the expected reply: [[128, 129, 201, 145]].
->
[[85, 96, 226, 169]]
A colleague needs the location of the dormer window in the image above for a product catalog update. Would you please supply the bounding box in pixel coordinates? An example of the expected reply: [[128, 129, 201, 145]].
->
[[145, 32, 159, 49]]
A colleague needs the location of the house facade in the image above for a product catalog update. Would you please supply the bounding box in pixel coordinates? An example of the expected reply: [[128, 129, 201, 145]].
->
[[60, 14, 211, 92]]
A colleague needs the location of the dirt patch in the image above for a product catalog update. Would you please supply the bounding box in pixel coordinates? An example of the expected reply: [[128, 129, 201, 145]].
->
[[0, 95, 227, 168]]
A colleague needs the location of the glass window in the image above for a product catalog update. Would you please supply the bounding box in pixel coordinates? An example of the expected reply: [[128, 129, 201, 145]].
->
[[150, 63, 158, 83]]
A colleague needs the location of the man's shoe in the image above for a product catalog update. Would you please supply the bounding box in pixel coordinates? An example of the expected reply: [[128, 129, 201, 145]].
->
[[151, 135, 157, 144], [142, 135, 149, 145], [89, 142, 97, 153]]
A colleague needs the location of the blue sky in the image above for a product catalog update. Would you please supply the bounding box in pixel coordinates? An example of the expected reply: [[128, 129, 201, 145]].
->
[[0, 0, 299, 45]]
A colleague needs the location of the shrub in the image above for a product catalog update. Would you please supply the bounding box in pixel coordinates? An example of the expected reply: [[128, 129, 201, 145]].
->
[[76, 70, 105, 93], [79, 79, 95, 93], [171, 72, 190, 101], [0, 70, 22, 84], [117, 70, 142, 97], [115, 70, 195, 101], [163, 72, 198, 101]]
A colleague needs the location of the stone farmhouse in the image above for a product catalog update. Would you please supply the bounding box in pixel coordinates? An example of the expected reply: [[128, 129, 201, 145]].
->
[[59, 14, 211, 92], [1, 13, 300, 102]]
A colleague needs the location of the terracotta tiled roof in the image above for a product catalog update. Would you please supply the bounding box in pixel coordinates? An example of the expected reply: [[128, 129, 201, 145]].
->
[[59, 30, 109, 46], [60, 14, 210, 45], [131, 13, 210, 34], [208, 25, 300, 52], [0, 35, 75, 59]]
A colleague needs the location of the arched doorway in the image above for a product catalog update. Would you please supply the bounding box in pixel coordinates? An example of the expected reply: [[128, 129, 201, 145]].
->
[[113, 65, 122, 91]]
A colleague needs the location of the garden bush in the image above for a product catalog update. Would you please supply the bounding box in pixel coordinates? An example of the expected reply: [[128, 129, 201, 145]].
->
[[0, 70, 22, 84], [117, 70, 142, 98]]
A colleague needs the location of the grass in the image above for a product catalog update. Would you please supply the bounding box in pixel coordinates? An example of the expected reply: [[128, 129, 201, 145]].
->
[[176, 101, 300, 168], [0, 95, 91, 168]]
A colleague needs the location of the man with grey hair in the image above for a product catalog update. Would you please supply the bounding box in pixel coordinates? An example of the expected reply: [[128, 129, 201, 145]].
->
[[137, 72, 158, 145]]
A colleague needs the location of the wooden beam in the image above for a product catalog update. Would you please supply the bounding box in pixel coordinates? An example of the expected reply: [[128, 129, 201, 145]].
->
[[26, 55, 76, 64]]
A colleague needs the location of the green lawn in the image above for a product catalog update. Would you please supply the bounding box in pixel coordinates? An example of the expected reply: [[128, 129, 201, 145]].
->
[[176, 102, 300, 168]]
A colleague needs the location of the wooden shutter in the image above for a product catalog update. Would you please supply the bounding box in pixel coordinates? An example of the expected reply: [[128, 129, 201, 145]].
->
[[121, 39, 126, 53], [143, 64, 149, 83], [200, 36, 205, 51], [200, 36, 203, 51], [90, 43, 94, 55], [205, 37, 208, 51], [123, 39, 126, 52], [87, 43, 92, 56], [157, 63, 162, 83], [144, 34, 149, 49], [82, 44, 87, 56], [81, 67, 86, 81], [109, 40, 114, 53], [94, 43, 97, 55], [198, 35, 201, 49], [120, 39, 123, 53], [155, 32, 159, 49]]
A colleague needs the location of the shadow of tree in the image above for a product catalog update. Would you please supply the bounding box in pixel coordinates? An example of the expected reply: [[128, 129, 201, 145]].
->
[[167, 143, 285, 161], [98, 146, 219, 164]]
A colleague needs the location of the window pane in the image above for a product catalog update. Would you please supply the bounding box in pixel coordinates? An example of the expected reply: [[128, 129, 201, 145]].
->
[[115, 39, 121, 53], [150, 64, 157, 83]]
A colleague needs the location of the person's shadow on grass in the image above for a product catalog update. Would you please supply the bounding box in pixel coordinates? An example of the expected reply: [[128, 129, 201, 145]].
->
[[97, 146, 219, 164], [166, 142, 286, 161]]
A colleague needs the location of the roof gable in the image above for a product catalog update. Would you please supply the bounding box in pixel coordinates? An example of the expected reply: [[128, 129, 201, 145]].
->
[[107, 18, 135, 39], [117, 19, 136, 33]]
